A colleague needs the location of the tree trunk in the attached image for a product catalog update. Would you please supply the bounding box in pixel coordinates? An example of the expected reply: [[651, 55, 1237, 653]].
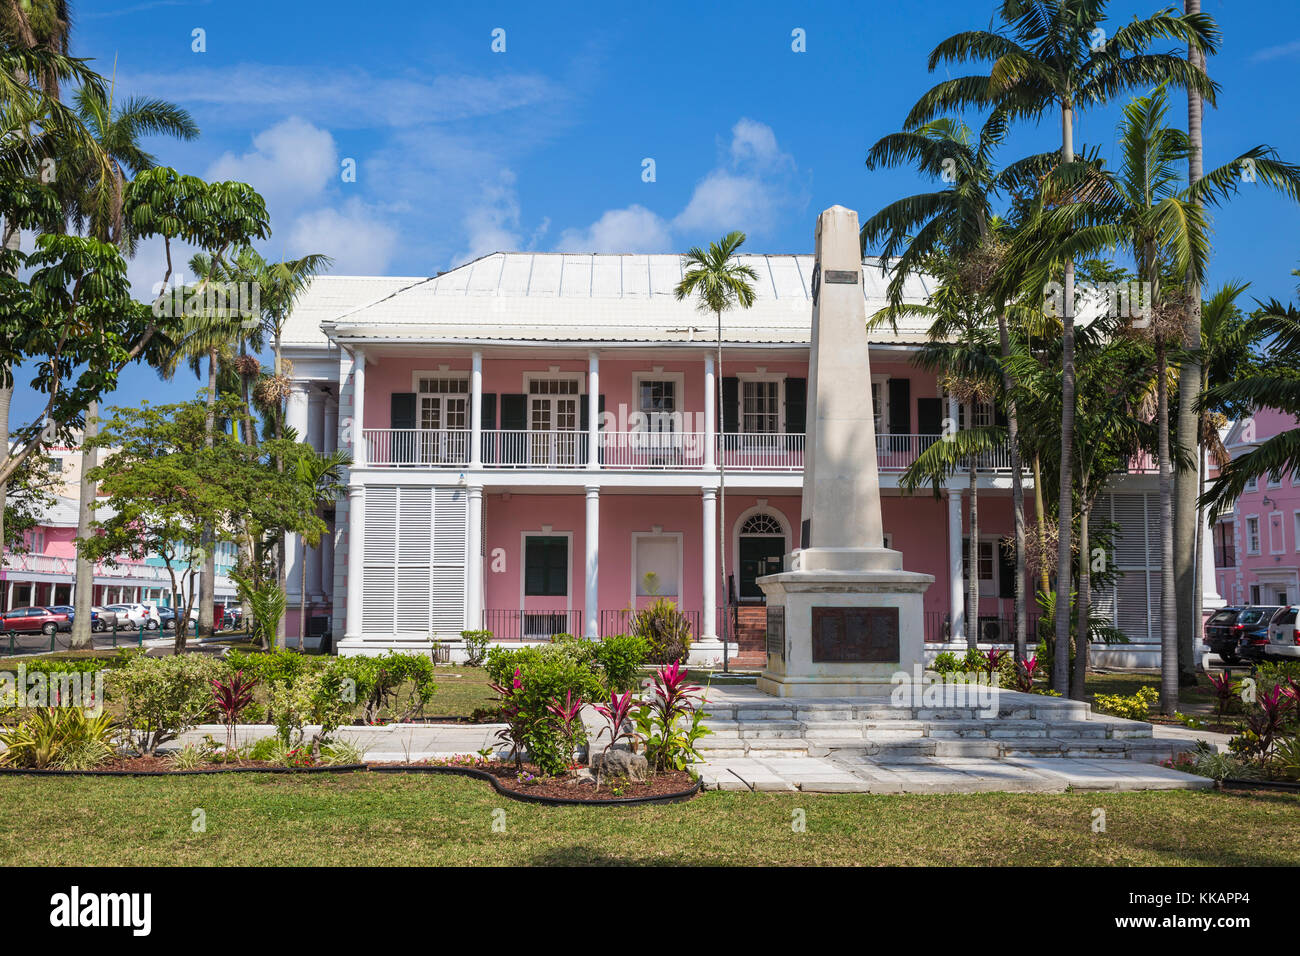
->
[[1033, 451, 1050, 596], [274, 332, 288, 647], [967, 405, 979, 653], [1072, 492, 1090, 700], [0, 220, 21, 571], [1158, 343, 1178, 715], [1053, 100, 1078, 695], [69, 401, 99, 648], [1175, 0, 1207, 687], [716, 309, 728, 670], [997, 312, 1028, 662], [198, 349, 217, 642]]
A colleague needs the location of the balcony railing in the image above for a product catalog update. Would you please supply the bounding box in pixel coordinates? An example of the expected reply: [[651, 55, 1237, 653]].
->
[[361, 428, 1044, 475]]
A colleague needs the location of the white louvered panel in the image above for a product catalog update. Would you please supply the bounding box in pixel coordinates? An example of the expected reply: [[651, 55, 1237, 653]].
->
[[1145, 493, 1162, 559], [1093, 580, 1117, 626], [1116, 570, 1152, 642], [395, 565, 432, 633], [399, 486, 434, 566], [365, 487, 399, 564], [434, 488, 467, 564], [1146, 570, 1164, 643], [431, 567, 464, 631], [1111, 493, 1148, 567], [362, 573, 395, 633]]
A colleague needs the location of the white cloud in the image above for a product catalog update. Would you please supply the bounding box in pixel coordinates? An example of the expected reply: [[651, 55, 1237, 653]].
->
[[205, 117, 338, 218], [673, 118, 801, 239], [286, 200, 400, 275], [1250, 39, 1300, 63], [555, 205, 672, 253], [453, 170, 525, 267]]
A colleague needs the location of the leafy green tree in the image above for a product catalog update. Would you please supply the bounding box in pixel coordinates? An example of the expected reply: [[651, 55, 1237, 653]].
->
[[909, 0, 1218, 693], [674, 231, 758, 661], [291, 446, 351, 649], [862, 113, 1053, 656]]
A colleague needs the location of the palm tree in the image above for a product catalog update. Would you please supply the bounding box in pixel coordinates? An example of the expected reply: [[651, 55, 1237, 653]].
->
[[862, 113, 1054, 658], [1023, 84, 1300, 709], [293, 447, 351, 648], [908, 0, 1219, 692], [61, 77, 197, 648], [885, 262, 1006, 651], [1173, 0, 1209, 685], [235, 247, 333, 644], [674, 232, 758, 668]]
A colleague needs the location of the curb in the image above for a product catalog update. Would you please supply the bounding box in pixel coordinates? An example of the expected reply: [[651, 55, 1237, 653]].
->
[[0, 764, 368, 777]]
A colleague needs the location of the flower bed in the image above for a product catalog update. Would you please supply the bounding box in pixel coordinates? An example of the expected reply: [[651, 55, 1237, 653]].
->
[[369, 760, 700, 806]]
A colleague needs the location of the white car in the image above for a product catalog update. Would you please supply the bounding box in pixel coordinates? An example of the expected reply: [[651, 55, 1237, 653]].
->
[[104, 603, 161, 630], [1266, 606, 1300, 661]]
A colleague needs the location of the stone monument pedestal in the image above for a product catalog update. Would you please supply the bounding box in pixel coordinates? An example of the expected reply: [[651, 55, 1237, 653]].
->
[[757, 548, 931, 697]]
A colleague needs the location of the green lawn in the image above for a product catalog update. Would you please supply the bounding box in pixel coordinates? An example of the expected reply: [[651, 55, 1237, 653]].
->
[[0, 774, 1292, 866]]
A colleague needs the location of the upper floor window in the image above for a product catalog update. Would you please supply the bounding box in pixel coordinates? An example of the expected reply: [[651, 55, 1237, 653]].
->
[[1268, 468, 1283, 489], [1245, 476, 1259, 493], [23, 530, 44, 553], [417, 376, 469, 432], [636, 376, 679, 434], [1246, 516, 1261, 555], [47, 458, 62, 475], [741, 380, 780, 434], [957, 402, 995, 429]]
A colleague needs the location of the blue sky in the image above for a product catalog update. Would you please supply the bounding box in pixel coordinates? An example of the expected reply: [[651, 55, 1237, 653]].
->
[[13, 0, 1300, 427]]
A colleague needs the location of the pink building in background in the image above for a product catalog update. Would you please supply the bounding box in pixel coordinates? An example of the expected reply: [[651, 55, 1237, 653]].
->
[[280, 252, 1176, 665], [1212, 409, 1300, 608]]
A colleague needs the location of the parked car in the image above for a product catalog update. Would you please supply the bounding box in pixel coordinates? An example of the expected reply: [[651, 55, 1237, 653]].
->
[[1266, 606, 1300, 662], [158, 606, 199, 631], [1231, 606, 1284, 663], [92, 606, 121, 631], [43, 604, 112, 633], [0, 606, 71, 635], [103, 603, 161, 630], [1205, 606, 1247, 663], [222, 607, 243, 630]]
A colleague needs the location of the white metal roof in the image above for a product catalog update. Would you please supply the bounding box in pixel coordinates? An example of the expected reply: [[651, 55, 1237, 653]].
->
[[283, 253, 940, 348]]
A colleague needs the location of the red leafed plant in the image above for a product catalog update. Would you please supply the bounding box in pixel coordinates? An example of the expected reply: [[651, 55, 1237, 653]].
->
[[1013, 655, 1038, 693], [211, 670, 258, 754], [488, 668, 533, 771], [594, 690, 635, 758], [547, 690, 585, 769], [1205, 670, 1239, 725]]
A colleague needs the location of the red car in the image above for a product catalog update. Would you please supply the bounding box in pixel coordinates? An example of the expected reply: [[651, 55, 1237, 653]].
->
[[0, 606, 72, 635]]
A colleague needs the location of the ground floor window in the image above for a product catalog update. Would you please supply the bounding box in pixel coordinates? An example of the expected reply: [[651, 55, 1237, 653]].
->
[[634, 533, 680, 598], [524, 535, 569, 597]]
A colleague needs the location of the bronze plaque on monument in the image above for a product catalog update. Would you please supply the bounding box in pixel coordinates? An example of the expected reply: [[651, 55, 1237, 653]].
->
[[810, 606, 899, 662]]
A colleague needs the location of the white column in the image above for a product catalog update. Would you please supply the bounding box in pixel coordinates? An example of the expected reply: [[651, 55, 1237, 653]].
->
[[703, 353, 716, 469], [307, 388, 325, 452], [470, 350, 483, 468], [324, 395, 338, 456], [587, 351, 600, 469], [351, 349, 366, 466], [345, 485, 366, 639], [948, 488, 965, 643], [466, 486, 484, 631], [584, 485, 600, 637], [1201, 448, 1225, 610], [287, 383, 310, 442], [701, 487, 718, 640]]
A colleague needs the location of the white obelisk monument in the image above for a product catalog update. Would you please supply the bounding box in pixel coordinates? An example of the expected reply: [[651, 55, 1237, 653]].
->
[[756, 205, 933, 697]]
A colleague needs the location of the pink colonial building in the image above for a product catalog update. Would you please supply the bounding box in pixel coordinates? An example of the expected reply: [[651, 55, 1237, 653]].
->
[[281, 252, 1175, 666], [1212, 409, 1300, 609]]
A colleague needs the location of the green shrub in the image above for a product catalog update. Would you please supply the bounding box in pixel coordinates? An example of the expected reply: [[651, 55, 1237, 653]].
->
[[327, 652, 436, 724], [0, 707, 118, 769], [930, 652, 960, 674], [591, 634, 649, 693], [460, 630, 492, 667], [485, 643, 603, 774], [268, 669, 352, 753], [112, 653, 228, 755], [247, 736, 279, 761], [1094, 685, 1159, 721], [225, 648, 322, 685], [631, 598, 693, 665]]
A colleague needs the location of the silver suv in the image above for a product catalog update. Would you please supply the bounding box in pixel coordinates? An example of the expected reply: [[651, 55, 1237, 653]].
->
[[1266, 606, 1300, 661]]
